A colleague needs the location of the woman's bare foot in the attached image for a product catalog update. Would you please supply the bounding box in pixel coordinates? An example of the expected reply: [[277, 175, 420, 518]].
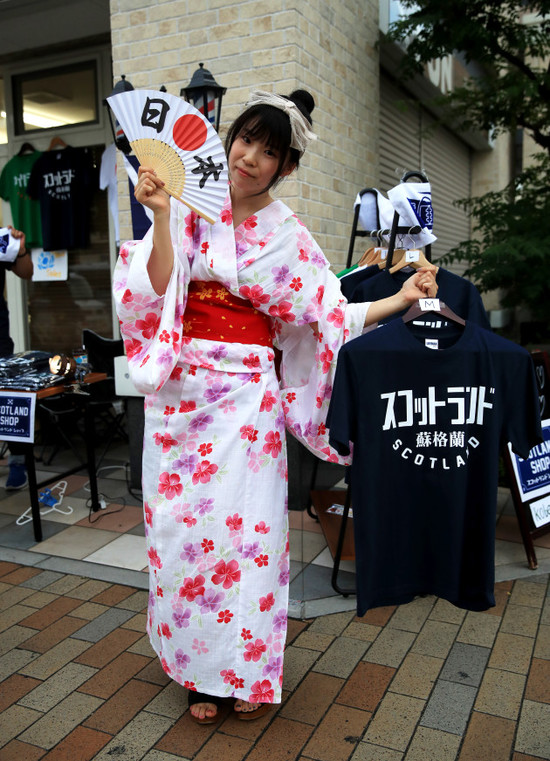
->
[[189, 701, 218, 722], [234, 699, 260, 714], [233, 699, 271, 721]]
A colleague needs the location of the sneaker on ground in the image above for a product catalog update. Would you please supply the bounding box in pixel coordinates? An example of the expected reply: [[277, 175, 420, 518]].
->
[[6, 464, 28, 490]]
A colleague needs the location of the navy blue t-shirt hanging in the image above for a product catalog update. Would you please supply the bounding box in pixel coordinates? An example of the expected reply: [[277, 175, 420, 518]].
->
[[327, 319, 542, 615], [348, 267, 492, 330]]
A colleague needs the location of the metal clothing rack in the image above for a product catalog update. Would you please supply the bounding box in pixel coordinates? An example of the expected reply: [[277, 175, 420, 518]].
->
[[345, 187, 384, 269], [309, 170, 433, 597]]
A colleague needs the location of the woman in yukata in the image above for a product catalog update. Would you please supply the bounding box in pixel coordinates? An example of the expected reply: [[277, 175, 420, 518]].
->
[[113, 88, 437, 724]]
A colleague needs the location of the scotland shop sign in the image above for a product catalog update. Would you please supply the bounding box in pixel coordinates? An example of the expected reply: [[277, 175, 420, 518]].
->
[[508, 419, 550, 528], [0, 391, 36, 443]]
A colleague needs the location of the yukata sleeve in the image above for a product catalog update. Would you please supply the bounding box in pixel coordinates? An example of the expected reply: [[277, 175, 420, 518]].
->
[[112, 198, 193, 394], [240, 217, 371, 464]]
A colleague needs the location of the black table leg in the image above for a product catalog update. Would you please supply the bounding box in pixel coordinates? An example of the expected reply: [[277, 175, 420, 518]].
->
[[24, 443, 42, 542], [84, 402, 100, 511]]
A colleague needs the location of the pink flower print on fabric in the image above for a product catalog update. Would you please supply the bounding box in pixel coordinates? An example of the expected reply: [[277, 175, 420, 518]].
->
[[243, 353, 261, 370], [135, 312, 160, 339], [247, 451, 261, 472], [319, 345, 334, 374], [189, 413, 214, 433], [124, 337, 142, 359], [211, 559, 241, 589], [243, 638, 267, 662], [220, 208, 232, 225], [243, 215, 258, 231], [217, 609, 233, 623], [243, 541, 260, 559], [172, 606, 191, 629], [195, 497, 215, 516], [268, 301, 295, 323], [175, 649, 191, 669], [173, 452, 199, 475], [226, 514, 243, 534], [192, 638, 209, 654], [192, 460, 218, 485], [170, 502, 191, 523], [207, 344, 228, 361], [178, 575, 206, 602], [259, 592, 275, 611], [249, 679, 274, 703], [148, 547, 162, 569], [263, 430, 282, 457], [260, 391, 277, 412], [240, 425, 258, 443], [220, 398, 237, 414], [327, 307, 344, 328], [195, 588, 225, 614], [159, 622, 172, 639], [262, 655, 283, 680], [204, 381, 231, 403], [272, 264, 292, 287], [180, 542, 203, 564], [238, 284, 270, 309], [158, 472, 183, 500]]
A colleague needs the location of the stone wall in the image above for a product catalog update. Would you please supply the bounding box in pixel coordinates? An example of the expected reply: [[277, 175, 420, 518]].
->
[[109, 0, 379, 268]]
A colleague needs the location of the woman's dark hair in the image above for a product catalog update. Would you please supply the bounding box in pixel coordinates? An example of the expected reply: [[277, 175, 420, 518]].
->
[[225, 89, 315, 194]]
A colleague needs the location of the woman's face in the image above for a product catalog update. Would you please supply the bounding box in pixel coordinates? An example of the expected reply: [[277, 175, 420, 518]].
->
[[228, 129, 293, 198]]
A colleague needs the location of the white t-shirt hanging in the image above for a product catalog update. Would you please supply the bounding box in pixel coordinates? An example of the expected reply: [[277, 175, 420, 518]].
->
[[99, 143, 120, 244]]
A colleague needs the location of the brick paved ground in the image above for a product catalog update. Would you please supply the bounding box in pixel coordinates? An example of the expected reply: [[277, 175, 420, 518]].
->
[[0, 561, 548, 761]]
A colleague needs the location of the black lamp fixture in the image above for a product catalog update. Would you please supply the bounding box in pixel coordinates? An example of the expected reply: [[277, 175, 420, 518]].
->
[[103, 74, 134, 154], [180, 63, 226, 132]]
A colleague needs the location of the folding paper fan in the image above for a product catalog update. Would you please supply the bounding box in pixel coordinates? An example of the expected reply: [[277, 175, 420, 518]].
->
[[107, 89, 228, 224]]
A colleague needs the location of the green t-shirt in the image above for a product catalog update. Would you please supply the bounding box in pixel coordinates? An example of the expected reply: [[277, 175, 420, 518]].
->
[[0, 151, 43, 248]]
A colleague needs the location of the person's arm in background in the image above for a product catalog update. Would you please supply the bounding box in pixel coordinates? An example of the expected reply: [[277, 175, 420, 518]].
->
[[8, 226, 33, 280]]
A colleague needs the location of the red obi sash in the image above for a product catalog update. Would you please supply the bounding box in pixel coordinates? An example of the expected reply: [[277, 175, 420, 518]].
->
[[183, 281, 273, 347]]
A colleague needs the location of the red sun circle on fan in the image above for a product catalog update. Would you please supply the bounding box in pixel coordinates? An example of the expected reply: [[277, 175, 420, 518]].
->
[[173, 114, 208, 151]]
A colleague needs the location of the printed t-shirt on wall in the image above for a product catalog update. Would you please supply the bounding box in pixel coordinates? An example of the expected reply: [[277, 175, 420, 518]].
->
[[27, 146, 95, 251], [0, 151, 43, 248], [327, 319, 542, 615]]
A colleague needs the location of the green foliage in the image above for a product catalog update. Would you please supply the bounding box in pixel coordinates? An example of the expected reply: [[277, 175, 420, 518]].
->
[[385, 1, 550, 324], [385, 0, 550, 149], [442, 154, 550, 322]]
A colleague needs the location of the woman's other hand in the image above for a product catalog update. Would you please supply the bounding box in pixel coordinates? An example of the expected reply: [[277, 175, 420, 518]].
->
[[401, 266, 438, 303]]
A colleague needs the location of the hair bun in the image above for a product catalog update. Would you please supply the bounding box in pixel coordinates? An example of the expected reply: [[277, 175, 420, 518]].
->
[[289, 89, 315, 118]]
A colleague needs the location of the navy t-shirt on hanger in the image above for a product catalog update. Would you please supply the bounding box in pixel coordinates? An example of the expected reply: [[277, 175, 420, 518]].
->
[[327, 319, 542, 615], [339, 263, 381, 300], [348, 267, 492, 330]]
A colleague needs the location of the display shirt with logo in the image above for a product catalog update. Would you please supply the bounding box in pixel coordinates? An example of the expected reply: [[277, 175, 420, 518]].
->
[[27, 146, 95, 251], [0, 151, 43, 248], [327, 319, 542, 614]]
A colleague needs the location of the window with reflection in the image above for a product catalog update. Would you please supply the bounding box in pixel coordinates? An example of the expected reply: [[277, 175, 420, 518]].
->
[[12, 62, 98, 135]]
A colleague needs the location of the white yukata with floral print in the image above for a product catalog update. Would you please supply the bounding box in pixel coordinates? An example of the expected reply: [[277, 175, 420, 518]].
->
[[113, 190, 369, 704]]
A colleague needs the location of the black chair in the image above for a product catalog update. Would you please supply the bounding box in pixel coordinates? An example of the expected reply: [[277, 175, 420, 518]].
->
[[81, 329, 127, 466]]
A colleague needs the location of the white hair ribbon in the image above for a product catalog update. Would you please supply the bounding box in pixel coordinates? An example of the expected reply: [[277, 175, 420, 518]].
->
[[245, 89, 317, 153]]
